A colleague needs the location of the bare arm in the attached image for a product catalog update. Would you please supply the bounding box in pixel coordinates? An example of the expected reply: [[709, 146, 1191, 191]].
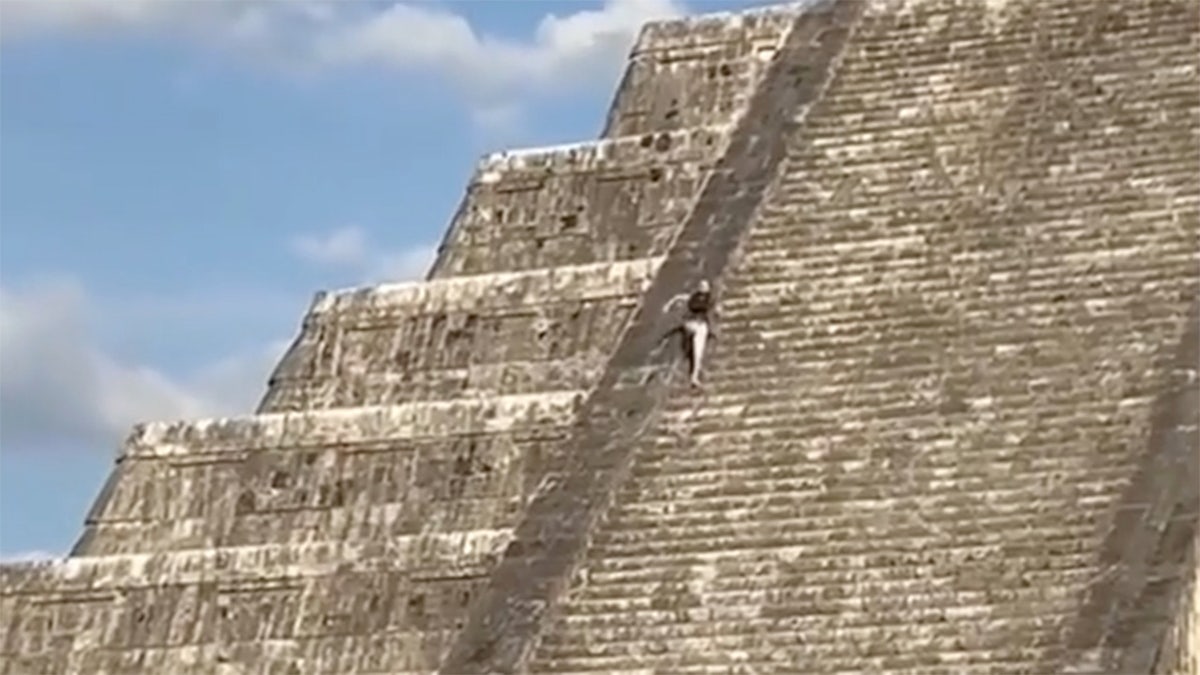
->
[[663, 292, 690, 314]]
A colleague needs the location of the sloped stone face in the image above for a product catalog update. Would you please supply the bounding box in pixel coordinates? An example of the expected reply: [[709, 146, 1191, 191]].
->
[[1153, 529, 1199, 674], [2, 0, 1198, 673], [1156, 529, 1199, 674], [529, 0, 1199, 672]]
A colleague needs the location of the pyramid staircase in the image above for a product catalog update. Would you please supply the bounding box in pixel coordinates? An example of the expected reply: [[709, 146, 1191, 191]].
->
[[3, 1, 1199, 673]]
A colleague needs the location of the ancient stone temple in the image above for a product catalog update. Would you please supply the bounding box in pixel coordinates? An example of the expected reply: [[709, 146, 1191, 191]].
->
[[3, 0, 1198, 672]]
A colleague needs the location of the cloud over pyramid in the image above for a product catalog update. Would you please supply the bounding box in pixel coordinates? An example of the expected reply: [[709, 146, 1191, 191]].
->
[[2, 0, 1198, 672]]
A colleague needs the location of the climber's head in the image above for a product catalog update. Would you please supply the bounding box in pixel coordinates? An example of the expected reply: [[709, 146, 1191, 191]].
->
[[697, 280, 711, 293]]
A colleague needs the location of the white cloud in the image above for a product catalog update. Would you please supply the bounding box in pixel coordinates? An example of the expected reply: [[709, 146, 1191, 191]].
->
[[0, 279, 288, 454], [290, 226, 436, 283], [290, 225, 369, 267], [313, 0, 683, 101], [373, 242, 437, 283], [472, 102, 524, 135], [0, 0, 332, 42], [185, 336, 293, 414], [0, 0, 179, 34], [0, 0, 687, 123], [0, 549, 60, 563]]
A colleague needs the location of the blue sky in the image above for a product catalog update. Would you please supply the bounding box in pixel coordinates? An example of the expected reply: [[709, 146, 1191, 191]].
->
[[0, 0, 767, 560]]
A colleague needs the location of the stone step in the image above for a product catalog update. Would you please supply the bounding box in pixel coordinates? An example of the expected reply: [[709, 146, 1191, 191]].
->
[[124, 391, 581, 460], [579, 546, 1099, 590], [713, 269, 1195, 302], [814, 86, 1198, 125], [664, 378, 1150, 405], [471, 126, 728, 187], [758, 179, 1199, 216], [648, 401, 1142, 435], [743, 205, 1199, 237], [532, 657, 1040, 675], [692, 357, 1154, 385], [584, 540, 1100, 588], [605, 487, 1121, 526], [619, 450, 1132, 485], [627, 447, 1132, 483], [309, 258, 664, 321], [824, 40, 1196, 85], [628, 451, 1132, 485], [75, 392, 580, 554], [585, 515, 1103, 561], [0, 531, 508, 593], [538, 620, 1073, 659], [267, 355, 607, 410], [531, 627, 1066, 673], [265, 257, 667, 409], [90, 490, 530, 555], [706, 320, 1183, 352], [588, 518, 1105, 564], [585, 521, 1099, 562], [548, 590, 1082, 635]]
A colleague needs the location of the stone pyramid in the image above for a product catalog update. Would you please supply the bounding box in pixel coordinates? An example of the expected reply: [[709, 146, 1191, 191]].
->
[[2, 0, 1198, 673]]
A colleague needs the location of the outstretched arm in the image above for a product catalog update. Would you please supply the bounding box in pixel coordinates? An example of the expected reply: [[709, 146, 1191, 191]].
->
[[663, 292, 690, 314]]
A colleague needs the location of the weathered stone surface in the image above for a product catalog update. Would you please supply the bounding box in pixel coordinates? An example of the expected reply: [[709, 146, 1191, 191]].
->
[[73, 392, 580, 556], [2, 537, 505, 674], [2, 0, 1198, 673], [601, 5, 799, 137], [1063, 301, 1199, 673], [427, 129, 722, 277], [529, 0, 1200, 672], [262, 259, 662, 410]]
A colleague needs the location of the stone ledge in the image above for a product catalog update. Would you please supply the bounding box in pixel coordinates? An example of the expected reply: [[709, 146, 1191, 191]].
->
[[122, 390, 582, 459], [309, 257, 663, 317], [476, 125, 729, 179], [0, 530, 512, 595], [632, 3, 803, 55], [274, 355, 608, 401]]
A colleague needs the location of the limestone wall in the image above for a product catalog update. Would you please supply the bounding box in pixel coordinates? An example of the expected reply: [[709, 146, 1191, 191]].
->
[[72, 393, 577, 556], [429, 128, 723, 277], [261, 259, 660, 411], [1, 535, 506, 674], [602, 6, 798, 137], [531, 0, 1199, 671]]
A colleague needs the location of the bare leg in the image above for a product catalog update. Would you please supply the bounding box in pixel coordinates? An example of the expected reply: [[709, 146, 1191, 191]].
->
[[687, 320, 709, 387]]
